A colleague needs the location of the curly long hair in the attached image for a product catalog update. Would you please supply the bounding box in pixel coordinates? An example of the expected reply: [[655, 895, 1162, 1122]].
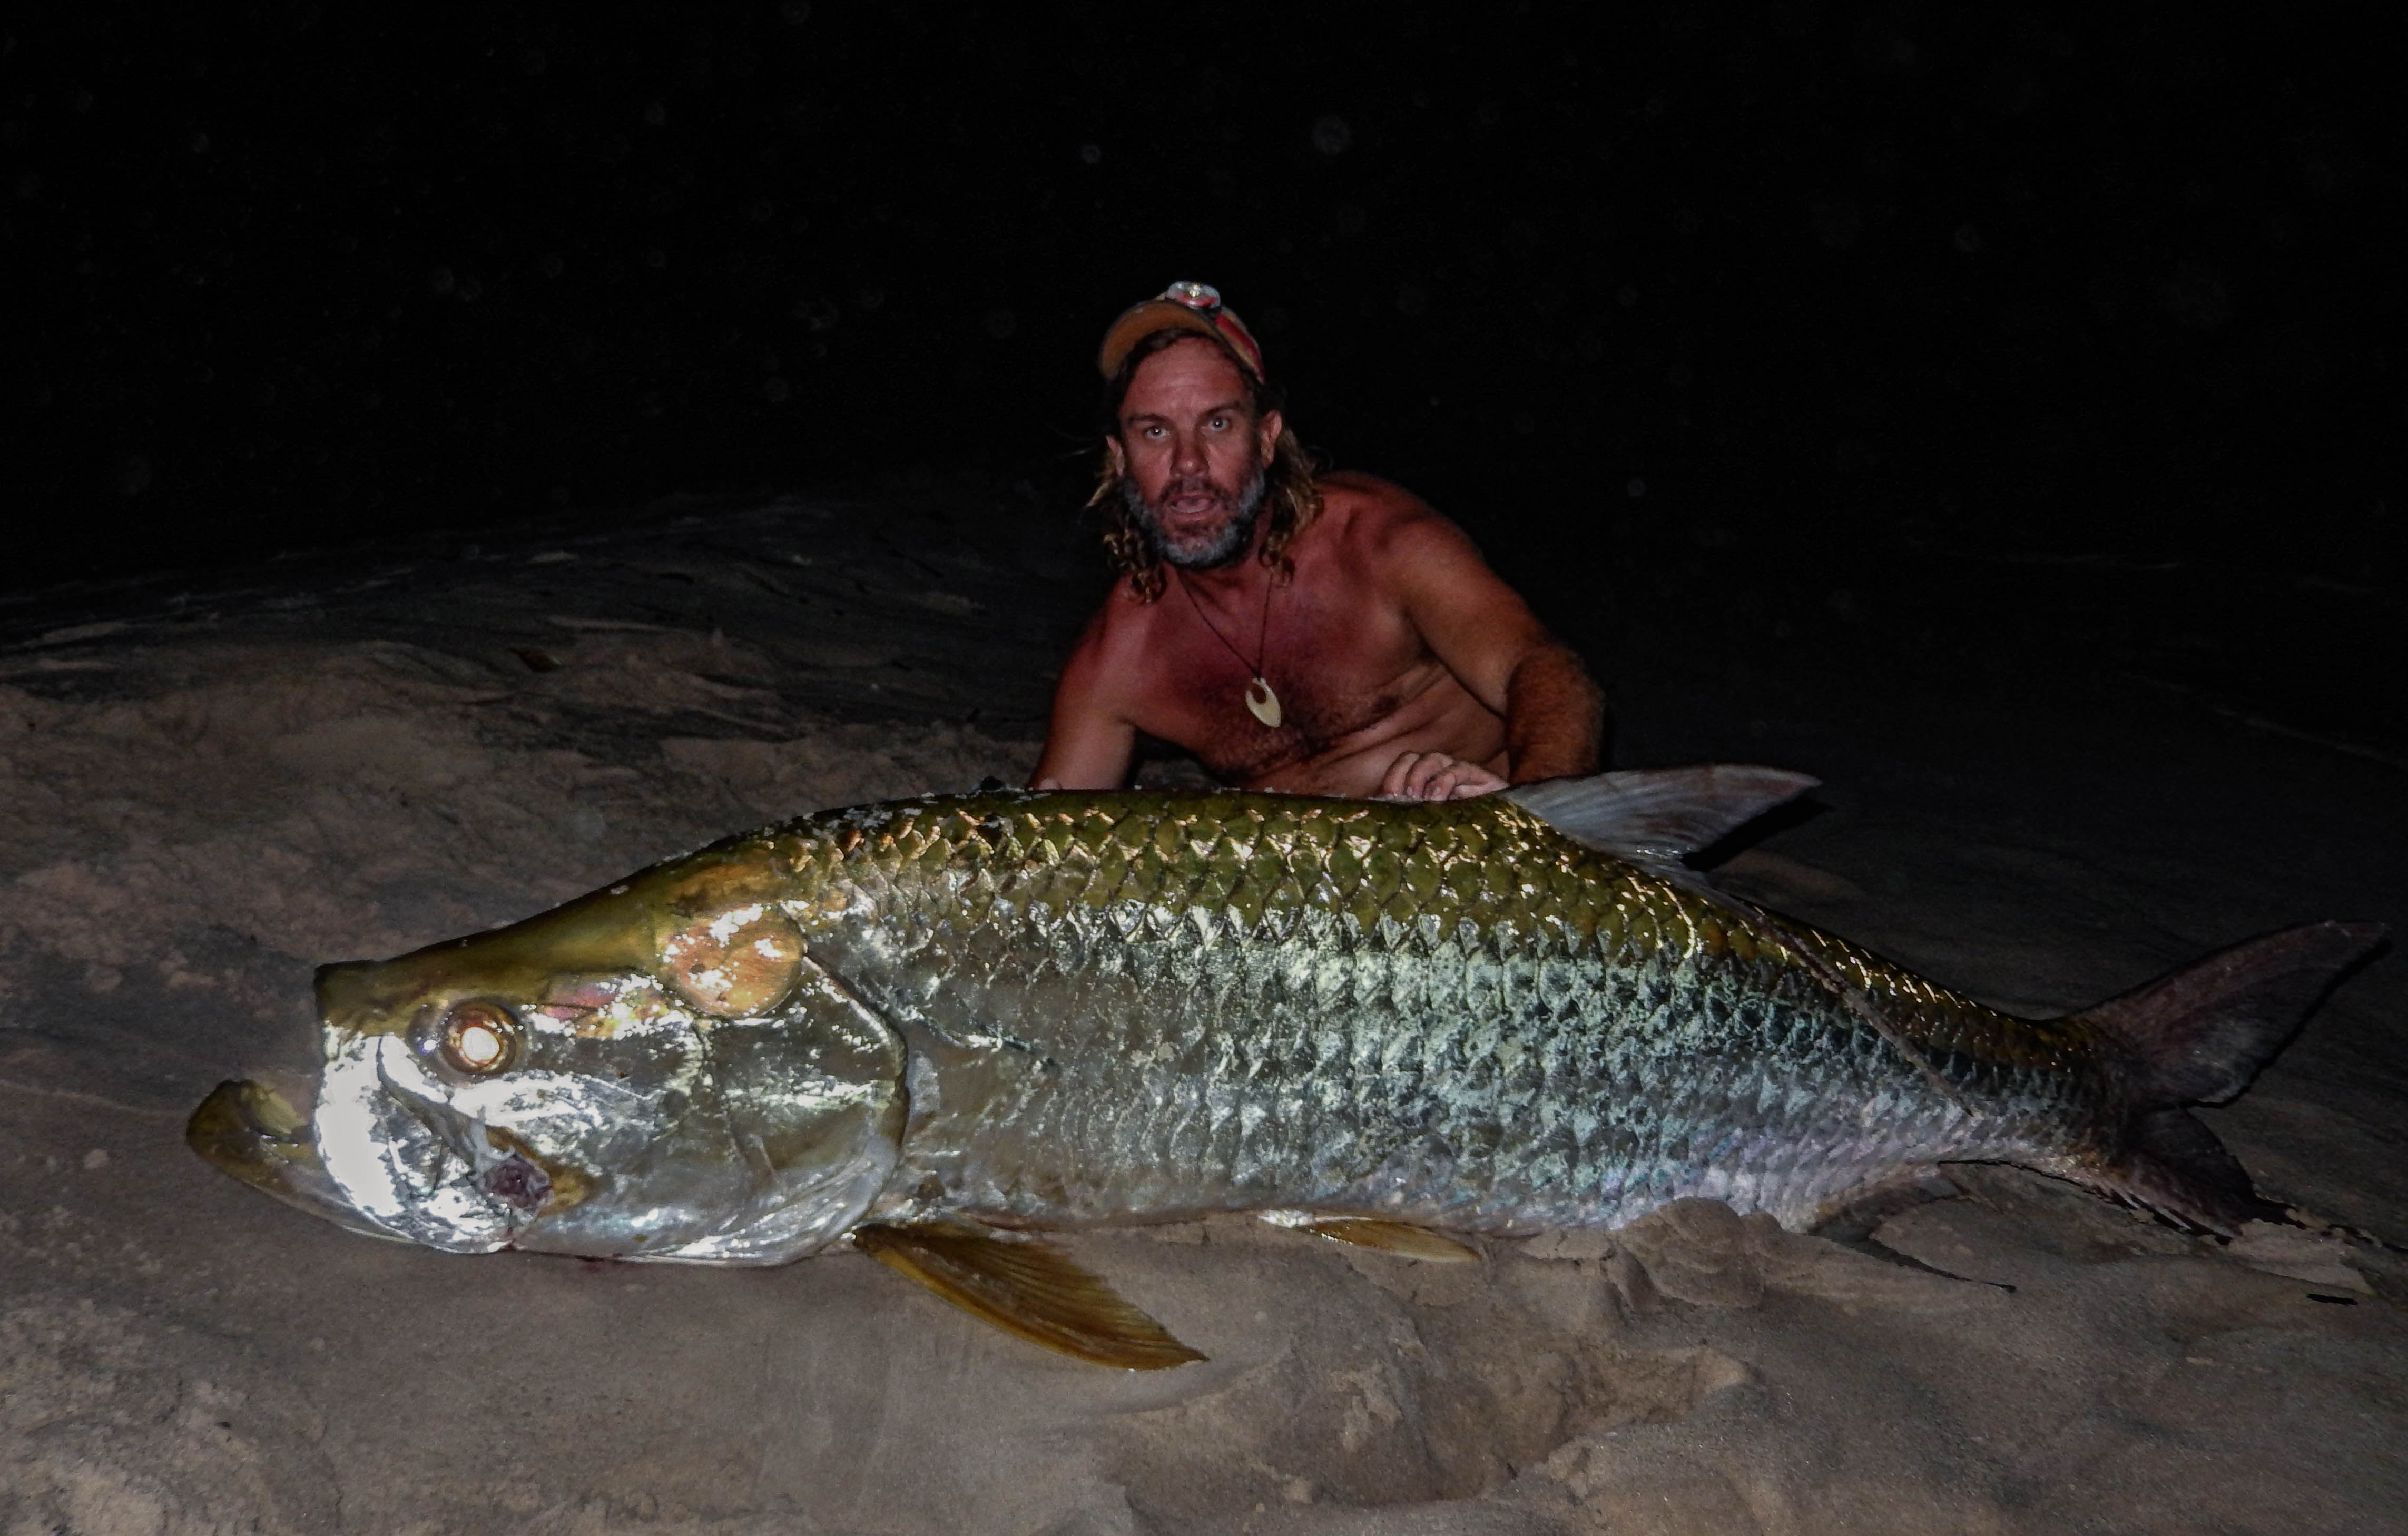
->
[[1092, 328, 1323, 603]]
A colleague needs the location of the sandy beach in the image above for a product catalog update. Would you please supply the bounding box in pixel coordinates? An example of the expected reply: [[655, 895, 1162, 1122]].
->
[[2, 490, 2400, 1535]]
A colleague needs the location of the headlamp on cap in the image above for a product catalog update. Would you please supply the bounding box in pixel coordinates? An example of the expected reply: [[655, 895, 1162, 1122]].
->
[[1164, 281, 1223, 315], [1098, 281, 1265, 381]]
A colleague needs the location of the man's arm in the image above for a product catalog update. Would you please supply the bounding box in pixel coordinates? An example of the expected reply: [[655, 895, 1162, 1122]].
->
[[1029, 609, 1140, 790], [1375, 509, 1603, 786], [1501, 645, 1604, 782]]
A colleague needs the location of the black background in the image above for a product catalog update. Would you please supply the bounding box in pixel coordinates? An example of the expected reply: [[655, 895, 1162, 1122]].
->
[[6, 3, 2400, 742]]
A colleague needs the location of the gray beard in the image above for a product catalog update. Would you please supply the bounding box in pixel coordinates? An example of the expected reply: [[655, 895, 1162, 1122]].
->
[[1121, 461, 1268, 571]]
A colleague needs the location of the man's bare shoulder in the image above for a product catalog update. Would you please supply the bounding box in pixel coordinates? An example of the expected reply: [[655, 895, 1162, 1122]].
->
[[1314, 469, 1437, 520], [1313, 471, 1473, 564], [1061, 576, 1169, 680]]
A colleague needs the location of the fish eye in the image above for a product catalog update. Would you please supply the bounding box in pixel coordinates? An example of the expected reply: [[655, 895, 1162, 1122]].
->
[[437, 1002, 520, 1076]]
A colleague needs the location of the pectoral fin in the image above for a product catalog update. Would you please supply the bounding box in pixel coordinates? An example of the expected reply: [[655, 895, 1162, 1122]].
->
[[852, 1222, 1204, 1370], [1264, 1212, 1481, 1262]]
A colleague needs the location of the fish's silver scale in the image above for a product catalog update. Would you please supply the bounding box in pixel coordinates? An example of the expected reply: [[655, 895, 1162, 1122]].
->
[[788, 796, 2099, 1235]]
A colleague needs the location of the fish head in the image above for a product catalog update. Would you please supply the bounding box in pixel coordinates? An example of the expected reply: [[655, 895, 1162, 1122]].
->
[[191, 840, 908, 1264]]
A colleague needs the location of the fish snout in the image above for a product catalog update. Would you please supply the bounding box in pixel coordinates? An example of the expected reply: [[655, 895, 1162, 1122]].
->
[[185, 1076, 399, 1241], [314, 958, 406, 1033]]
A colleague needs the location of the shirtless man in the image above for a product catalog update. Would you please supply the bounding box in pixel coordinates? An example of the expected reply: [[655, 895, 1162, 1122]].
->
[[1032, 282, 1603, 800]]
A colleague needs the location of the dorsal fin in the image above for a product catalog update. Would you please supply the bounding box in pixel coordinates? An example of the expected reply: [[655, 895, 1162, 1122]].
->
[[1502, 766, 1820, 865]]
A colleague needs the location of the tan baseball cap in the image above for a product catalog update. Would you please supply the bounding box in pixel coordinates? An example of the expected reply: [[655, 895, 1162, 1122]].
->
[[1097, 281, 1266, 381]]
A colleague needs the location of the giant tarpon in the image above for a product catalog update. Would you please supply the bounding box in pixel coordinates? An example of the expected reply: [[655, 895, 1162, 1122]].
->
[[189, 768, 2383, 1366]]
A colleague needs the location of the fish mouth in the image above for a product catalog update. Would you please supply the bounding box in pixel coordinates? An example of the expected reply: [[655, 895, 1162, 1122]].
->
[[186, 1074, 405, 1242]]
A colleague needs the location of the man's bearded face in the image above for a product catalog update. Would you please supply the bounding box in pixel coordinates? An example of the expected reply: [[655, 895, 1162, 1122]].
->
[[1119, 454, 1267, 570], [1110, 334, 1281, 573]]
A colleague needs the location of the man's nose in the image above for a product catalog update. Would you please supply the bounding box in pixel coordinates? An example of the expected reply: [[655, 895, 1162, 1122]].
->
[[1169, 430, 1208, 474]]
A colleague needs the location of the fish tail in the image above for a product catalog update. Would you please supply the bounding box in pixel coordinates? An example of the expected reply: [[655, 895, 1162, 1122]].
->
[[2073, 920, 2386, 1235]]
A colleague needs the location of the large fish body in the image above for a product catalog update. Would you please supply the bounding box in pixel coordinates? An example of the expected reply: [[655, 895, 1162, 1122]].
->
[[192, 770, 2380, 1364]]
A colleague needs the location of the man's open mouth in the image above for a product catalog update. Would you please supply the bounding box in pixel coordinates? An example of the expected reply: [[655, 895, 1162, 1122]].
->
[[1161, 487, 1230, 517]]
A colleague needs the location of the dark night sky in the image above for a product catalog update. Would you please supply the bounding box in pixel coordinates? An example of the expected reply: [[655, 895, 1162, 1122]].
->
[[6, 2, 2400, 622]]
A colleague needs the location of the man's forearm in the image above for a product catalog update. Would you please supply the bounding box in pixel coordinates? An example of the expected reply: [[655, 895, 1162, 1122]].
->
[[1502, 645, 1604, 783]]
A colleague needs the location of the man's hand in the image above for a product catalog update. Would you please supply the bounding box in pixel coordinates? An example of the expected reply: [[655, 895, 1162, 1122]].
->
[[1379, 751, 1508, 801]]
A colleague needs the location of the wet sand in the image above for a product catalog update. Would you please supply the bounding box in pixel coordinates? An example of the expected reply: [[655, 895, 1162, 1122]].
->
[[2, 491, 2401, 1534]]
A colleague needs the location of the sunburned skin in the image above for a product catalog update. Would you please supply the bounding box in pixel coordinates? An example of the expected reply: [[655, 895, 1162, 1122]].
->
[[1066, 475, 1518, 794], [1033, 335, 1601, 800]]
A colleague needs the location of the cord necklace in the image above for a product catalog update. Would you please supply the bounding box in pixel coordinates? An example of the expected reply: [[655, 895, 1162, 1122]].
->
[[1176, 568, 1282, 728]]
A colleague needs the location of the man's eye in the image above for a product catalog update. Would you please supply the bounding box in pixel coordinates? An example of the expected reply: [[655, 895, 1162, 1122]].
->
[[1207, 416, 1228, 431]]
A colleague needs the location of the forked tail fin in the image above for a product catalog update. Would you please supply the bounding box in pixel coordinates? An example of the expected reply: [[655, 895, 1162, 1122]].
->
[[2076, 921, 2387, 1234]]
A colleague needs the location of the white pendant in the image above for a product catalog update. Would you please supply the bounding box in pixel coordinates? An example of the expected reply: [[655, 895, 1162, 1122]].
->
[[1245, 677, 1283, 728]]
